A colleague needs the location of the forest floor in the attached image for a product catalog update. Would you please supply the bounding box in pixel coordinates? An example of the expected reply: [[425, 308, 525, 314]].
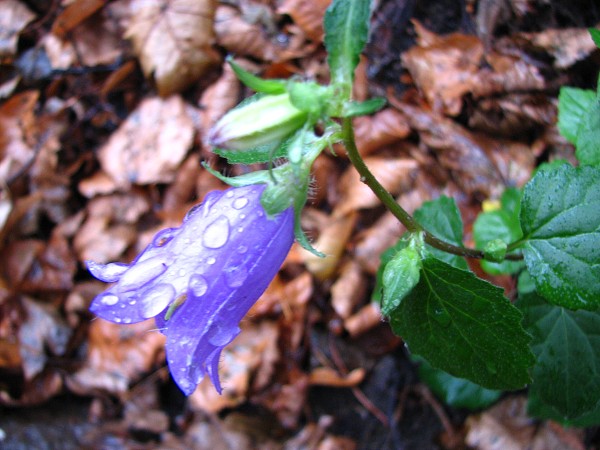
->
[[1, 0, 599, 449]]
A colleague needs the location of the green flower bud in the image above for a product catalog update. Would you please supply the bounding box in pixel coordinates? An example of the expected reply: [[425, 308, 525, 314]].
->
[[483, 239, 508, 263], [382, 246, 422, 316], [208, 94, 308, 151]]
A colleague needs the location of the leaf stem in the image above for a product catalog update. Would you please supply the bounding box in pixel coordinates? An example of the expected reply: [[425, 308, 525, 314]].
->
[[342, 118, 523, 261]]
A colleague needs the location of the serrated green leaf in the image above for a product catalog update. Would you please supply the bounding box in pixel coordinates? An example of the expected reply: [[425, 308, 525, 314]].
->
[[557, 87, 596, 144], [414, 196, 468, 270], [474, 188, 525, 275], [413, 355, 502, 410], [589, 28, 600, 49], [390, 257, 534, 390], [520, 164, 600, 310], [518, 292, 600, 420], [575, 98, 600, 167], [528, 394, 600, 427], [324, 0, 372, 96]]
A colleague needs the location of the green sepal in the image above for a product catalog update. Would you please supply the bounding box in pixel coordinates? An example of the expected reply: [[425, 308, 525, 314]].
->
[[341, 97, 386, 117], [288, 80, 332, 117], [227, 56, 286, 94], [381, 233, 423, 315], [483, 239, 508, 263]]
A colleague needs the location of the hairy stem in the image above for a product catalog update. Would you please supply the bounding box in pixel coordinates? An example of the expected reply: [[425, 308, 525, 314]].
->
[[342, 118, 523, 261]]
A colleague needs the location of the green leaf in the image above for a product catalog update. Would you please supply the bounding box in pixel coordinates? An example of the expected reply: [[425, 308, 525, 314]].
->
[[324, 0, 372, 96], [413, 355, 502, 410], [520, 164, 600, 310], [414, 196, 468, 270], [342, 98, 386, 117], [518, 292, 600, 421], [589, 28, 600, 49], [575, 98, 600, 167], [557, 86, 595, 144], [473, 188, 525, 275], [389, 257, 534, 390], [528, 394, 600, 427], [381, 244, 422, 315], [213, 141, 287, 164]]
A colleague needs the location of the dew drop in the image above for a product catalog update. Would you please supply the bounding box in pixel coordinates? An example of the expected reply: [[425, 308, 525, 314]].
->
[[202, 216, 230, 249], [226, 190, 234, 198], [123, 318, 132, 324], [207, 323, 238, 346], [232, 197, 249, 210], [101, 294, 119, 306], [129, 300, 137, 305], [237, 227, 244, 233], [140, 284, 175, 319], [225, 266, 248, 288], [240, 214, 246, 219], [119, 257, 167, 292], [178, 268, 186, 277], [189, 274, 208, 297], [237, 245, 248, 254], [432, 307, 451, 327], [206, 257, 216, 265], [114, 317, 122, 323]]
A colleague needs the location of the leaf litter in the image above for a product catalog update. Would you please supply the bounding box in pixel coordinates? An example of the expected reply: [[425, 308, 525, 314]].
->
[[0, 0, 599, 448]]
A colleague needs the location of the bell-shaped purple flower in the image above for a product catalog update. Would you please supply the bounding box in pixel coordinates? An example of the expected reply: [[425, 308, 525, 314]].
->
[[87, 185, 294, 395]]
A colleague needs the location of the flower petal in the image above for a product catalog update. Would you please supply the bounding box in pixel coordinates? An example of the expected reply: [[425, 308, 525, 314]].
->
[[86, 261, 129, 283]]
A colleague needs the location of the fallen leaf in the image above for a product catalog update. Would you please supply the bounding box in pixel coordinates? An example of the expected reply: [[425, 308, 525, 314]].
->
[[402, 21, 484, 115], [353, 108, 411, 156], [126, 0, 219, 95], [0, 0, 36, 58], [51, 0, 105, 38], [330, 260, 366, 319], [309, 367, 365, 387], [278, 0, 331, 42], [336, 157, 418, 215], [199, 61, 241, 132], [98, 96, 195, 189]]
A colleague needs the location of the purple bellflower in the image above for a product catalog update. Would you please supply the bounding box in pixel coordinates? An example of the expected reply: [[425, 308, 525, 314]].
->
[[87, 185, 294, 395]]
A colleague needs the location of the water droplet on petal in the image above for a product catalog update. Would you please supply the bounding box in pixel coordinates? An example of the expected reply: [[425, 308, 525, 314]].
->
[[123, 318, 132, 324], [140, 284, 175, 319], [207, 323, 239, 346], [240, 214, 246, 219], [203, 216, 230, 249], [225, 267, 248, 288], [114, 317, 122, 323], [206, 257, 216, 265], [232, 197, 249, 210], [189, 274, 208, 297], [119, 257, 167, 292], [226, 190, 234, 198], [238, 245, 248, 254], [101, 294, 119, 306], [178, 269, 186, 277]]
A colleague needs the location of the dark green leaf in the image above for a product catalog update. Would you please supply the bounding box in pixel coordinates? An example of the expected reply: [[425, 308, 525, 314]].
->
[[528, 394, 600, 427], [589, 28, 600, 49], [575, 98, 600, 167], [414, 196, 468, 269], [518, 292, 600, 420], [389, 257, 534, 390], [413, 355, 502, 410], [557, 87, 595, 144], [324, 0, 372, 94], [520, 164, 600, 309], [474, 188, 524, 275]]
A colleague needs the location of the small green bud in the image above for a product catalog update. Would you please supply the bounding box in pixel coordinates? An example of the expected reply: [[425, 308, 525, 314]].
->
[[382, 246, 422, 315], [483, 239, 508, 263], [208, 94, 308, 151]]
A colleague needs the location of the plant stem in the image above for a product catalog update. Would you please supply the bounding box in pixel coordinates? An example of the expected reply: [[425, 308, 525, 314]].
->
[[342, 118, 523, 261]]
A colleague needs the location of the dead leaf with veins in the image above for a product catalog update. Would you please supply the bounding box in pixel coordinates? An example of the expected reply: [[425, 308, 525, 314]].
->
[[98, 96, 195, 189], [127, 0, 220, 95]]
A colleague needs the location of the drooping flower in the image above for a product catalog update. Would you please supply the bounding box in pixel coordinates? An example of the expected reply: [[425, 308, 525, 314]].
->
[[87, 185, 294, 395]]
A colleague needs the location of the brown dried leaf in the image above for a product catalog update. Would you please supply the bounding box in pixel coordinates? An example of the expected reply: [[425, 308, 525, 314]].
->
[[98, 96, 194, 189], [330, 260, 366, 319], [199, 61, 241, 131], [336, 157, 417, 216], [402, 22, 484, 115], [189, 321, 280, 412], [127, 0, 219, 95], [308, 367, 365, 387], [0, 91, 39, 183], [515, 27, 597, 69], [466, 396, 586, 450], [68, 319, 165, 394], [74, 191, 150, 263], [51, 0, 105, 38], [18, 297, 72, 380], [353, 109, 411, 156], [303, 212, 357, 280], [344, 303, 382, 337], [278, 0, 331, 42], [472, 53, 545, 98], [0, 0, 36, 58], [215, 5, 279, 61]]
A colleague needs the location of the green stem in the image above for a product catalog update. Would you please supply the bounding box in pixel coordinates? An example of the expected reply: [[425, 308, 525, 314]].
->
[[342, 118, 523, 261]]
